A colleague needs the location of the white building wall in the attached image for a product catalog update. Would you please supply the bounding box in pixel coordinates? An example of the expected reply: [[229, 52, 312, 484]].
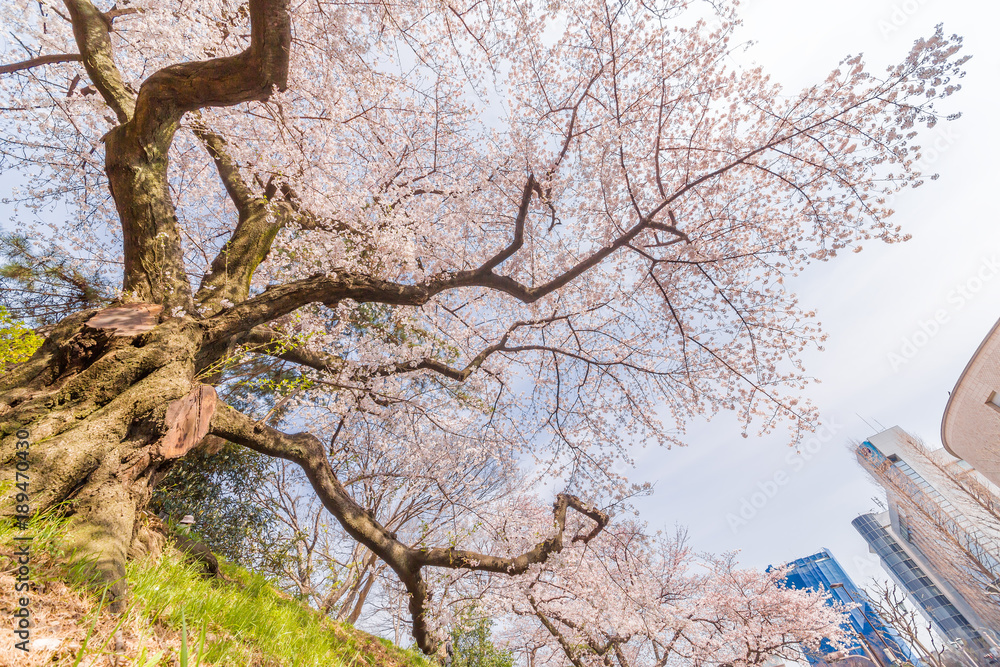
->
[[861, 426, 1000, 632]]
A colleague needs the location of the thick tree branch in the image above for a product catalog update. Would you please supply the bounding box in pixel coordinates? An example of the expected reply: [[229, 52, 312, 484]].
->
[[63, 0, 135, 122], [204, 274, 435, 343], [0, 53, 82, 76], [208, 401, 415, 562], [241, 326, 346, 373], [209, 401, 444, 649], [192, 123, 256, 211], [528, 594, 588, 667], [190, 122, 303, 311], [125, 0, 290, 147], [238, 313, 580, 393], [104, 6, 140, 24], [479, 175, 535, 272], [375, 344, 502, 382], [88, 0, 291, 310], [203, 97, 863, 344], [530, 601, 630, 659], [194, 192, 292, 312], [204, 210, 686, 344], [418, 493, 607, 573], [242, 326, 503, 383], [209, 401, 608, 654]]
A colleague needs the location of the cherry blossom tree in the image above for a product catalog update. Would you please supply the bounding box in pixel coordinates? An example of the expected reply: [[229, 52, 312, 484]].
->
[[0, 0, 966, 654], [442, 519, 849, 666], [862, 580, 955, 667], [248, 412, 522, 627]]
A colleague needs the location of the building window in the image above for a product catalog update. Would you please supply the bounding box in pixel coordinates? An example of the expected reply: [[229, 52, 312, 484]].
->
[[987, 391, 1000, 412], [898, 512, 912, 543]]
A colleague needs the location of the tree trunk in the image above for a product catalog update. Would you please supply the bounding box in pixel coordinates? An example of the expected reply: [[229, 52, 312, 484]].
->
[[0, 309, 206, 610], [0, 303, 609, 652]]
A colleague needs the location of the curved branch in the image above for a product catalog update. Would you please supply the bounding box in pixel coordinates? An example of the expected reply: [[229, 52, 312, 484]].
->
[[208, 401, 608, 654], [0, 53, 82, 76], [205, 274, 434, 343], [128, 0, 290, 145], [191, 122, 315, 311], [192, 122, 256, 211], [194, 190, 291, 313], [527, 593, 631, 666], [94, 0, 291, 310], [528, 594, 588, 667], [209, 402, 409, 563], [63, 0, 135, 122], [203, 210, 686, 344], [478, 175, 535, 272], [240, 312, 579, 385], [240, 326, 346, 373], [418, 493, 607, 573], [209, 401, 444, 650]]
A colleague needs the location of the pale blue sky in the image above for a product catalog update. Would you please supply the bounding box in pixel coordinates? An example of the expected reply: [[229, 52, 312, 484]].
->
[[630, 0, 1000, 592]]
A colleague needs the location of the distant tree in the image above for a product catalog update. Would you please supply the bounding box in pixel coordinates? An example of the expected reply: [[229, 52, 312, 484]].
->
[[0, 233, 112, 325], [434, 519, 850, 666], [0, 307, 43, 370], [448, 614, 515, 667], [861, 580, 950, 667]]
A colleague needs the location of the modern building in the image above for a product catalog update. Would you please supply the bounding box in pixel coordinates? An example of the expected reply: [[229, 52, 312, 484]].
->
[[942, 317, 1000, 485], [853, 512, 986, 648], [777, 549, 919, 666], [855, 427, 1000, 651]]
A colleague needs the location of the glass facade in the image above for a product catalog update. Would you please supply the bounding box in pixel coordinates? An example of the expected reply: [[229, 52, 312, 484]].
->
[[857, 435, 1000, 637], [853, 513, 985, 646], [891, 457, 1000, 577], [858, 441, 1000, 584], [777, 549, 920, 666]]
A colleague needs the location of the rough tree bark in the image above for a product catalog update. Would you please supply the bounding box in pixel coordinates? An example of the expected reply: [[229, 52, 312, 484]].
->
[[1, 0, 291, 611]]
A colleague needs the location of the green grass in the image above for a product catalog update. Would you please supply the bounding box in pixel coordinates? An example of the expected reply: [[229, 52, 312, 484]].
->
[[127, 549, 425, 666], [0, 512, 434, 667]]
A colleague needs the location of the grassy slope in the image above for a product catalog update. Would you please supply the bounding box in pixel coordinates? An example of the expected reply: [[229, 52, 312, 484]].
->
[[0, 514, 433, 667]]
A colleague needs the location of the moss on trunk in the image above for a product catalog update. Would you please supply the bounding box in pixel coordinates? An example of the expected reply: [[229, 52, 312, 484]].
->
[[0, 312, 206, 610]]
